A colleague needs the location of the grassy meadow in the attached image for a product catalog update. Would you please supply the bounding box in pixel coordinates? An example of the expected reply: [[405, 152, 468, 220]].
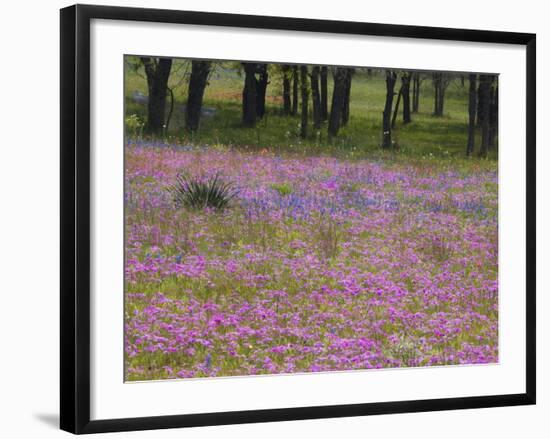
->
[[124, 59, 498, 381]]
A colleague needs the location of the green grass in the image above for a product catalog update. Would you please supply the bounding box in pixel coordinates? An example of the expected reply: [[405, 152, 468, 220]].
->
[[124, 57, 496, 161], [270, 182, 294, 196]]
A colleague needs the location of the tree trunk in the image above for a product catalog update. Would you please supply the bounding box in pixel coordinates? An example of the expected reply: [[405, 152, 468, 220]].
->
[[328, 68, 348, 137], [488, 80, 498, 149], [320, 66, 328, 121], [255, 64, 268, 118], [310, 66, 322, 129], [412, 72, 421, 113], [433, 73, 441, 116], [166, 87, 174, 132], [242, 63, 257, 127], [300, 65, 309, 138], [391, 85, 403, 129], [291, 65, 299, 116], [479, 74, 491, 157], [476, 80, 484, 127], [282, 65, 291, 115], [402, 72, 412, 124], [467, 74, 477, 156], [432, 72, 449, 117], [412, 73, 418, 112], [382, 70, 397, 149], [341, 68, 354, 126], [438, 82, 445, 116], [141, 57, 172, 135], [185, 60, 211, 132]]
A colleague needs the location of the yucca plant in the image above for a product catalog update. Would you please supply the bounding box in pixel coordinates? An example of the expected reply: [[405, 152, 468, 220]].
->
[[172, 172, 238, 210]]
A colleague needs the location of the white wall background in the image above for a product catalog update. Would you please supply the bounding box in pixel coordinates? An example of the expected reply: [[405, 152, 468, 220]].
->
[[0, 0, 545, 437]]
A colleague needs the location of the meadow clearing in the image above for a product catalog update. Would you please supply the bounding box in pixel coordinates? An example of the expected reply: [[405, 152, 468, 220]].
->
[[124, 61, 498, 380]]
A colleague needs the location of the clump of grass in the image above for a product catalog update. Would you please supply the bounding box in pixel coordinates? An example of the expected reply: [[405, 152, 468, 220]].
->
[[419, 235, 453, 262], [342, 182, 361, 193], [316, 217, 340, 259], [172, 172, 237, 210], [271, 182, 293, 196], [388, 335, 419, 367]]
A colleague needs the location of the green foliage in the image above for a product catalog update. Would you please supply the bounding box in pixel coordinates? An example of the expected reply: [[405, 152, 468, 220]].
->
[[125, 114, 145, 138], [172, 173, 237, 210], [270, 182, 293, 196]]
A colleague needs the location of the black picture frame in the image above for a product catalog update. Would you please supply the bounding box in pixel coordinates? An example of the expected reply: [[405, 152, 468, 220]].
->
[[60, 4, 536, 434]]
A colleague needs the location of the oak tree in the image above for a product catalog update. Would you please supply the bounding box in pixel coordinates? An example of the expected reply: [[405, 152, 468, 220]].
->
[[140, 57, 172, 135], [185, 60, 211, 132]]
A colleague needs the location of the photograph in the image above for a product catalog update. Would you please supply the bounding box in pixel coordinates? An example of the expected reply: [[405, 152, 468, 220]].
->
[[0, 0, 541, 436], [123, 56, 499, 381]]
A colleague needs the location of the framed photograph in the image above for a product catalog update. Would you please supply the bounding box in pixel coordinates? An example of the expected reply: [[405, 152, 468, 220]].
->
[[60, 4, 536, 434]]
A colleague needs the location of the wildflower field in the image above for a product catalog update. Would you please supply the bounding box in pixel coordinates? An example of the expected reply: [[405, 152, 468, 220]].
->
[[124, 144, 498, 380]]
